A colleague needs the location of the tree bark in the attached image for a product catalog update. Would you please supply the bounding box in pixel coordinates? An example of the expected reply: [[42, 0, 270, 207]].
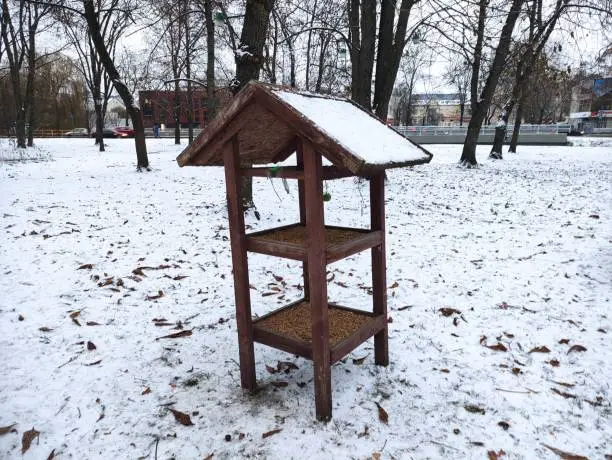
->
[[203, 0, 216, 122], [174, 80, 181, 144], [373, 0, 417, 121], [509, 99, 524, 153], [234, 0, 276, 210], [349, 0, 375, 109], [83, 0, 148, 170]]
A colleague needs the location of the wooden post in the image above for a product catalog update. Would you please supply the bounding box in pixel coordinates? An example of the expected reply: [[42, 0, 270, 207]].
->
[[370, 172, 389, 366], [296, 146, 310, 300], [301, 137, 332, 421], [223, 136, 257, 390]]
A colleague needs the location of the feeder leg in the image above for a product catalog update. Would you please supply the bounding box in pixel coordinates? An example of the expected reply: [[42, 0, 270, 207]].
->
[[224, 137, 256, 390], [301, 138, 332, 421], [371, 173, 389, 366]]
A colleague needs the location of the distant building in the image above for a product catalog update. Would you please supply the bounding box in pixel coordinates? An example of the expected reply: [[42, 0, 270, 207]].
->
[[388, 92, 471, 126], [138, 87, 232, 129], [569, 77, 612, 131]]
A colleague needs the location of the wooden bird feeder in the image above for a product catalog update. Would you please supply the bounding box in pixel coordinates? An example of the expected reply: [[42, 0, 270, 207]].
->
[[177, 82, 433, 421]]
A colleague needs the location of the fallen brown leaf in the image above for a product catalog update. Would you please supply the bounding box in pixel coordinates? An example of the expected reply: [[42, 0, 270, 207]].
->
[[375, 402, 388, 424], [488, 450, 506, 460], [529, 346, 551, 353], [22, 428, 40, 454], [173, 275, 188, 281], [486, 343, 508, 352], [156, 330, 192, 340], [265, 365, 277, 374], [69, 310, 81, 319], [542, 443, 589, 460], [558, 339, 570, 344], [372, 453, 381, 460], [141, 387, 151, 395], [87, 341, 96, 351], [38, 327, 53, 332], [439, 307, 461, 317], [549, 359, 560, 367], [85, 359, 102, 366], [389, 281, 399, 289], [77, 264, 93, 270], [47, 449, 56, 460], [567, 344, 587, 354], [352, 356, 367, 365], [72, 318, 81, 327], [86, 321, 101, 326], [169, 408, 194, 426], [357, 425, 369, 438], [0, 424, 16, 435], [262, 428, 282, 439], [203, 454, 214, 460]]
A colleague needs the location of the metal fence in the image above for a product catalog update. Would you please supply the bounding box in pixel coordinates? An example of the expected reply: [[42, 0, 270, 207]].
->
[[394, 124, 571, 137]]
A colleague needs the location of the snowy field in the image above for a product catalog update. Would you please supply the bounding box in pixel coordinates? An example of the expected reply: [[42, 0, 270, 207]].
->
[[0, 138, 610, 460]]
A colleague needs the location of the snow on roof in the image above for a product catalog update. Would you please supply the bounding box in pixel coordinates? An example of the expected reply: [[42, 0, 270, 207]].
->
[[273, 89, 431, 166]]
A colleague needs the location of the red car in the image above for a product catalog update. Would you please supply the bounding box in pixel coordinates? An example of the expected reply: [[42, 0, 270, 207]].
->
[[112, 126, 135, 138]]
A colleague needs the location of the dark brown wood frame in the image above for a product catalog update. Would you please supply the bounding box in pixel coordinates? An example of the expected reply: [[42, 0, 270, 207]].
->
[[223, 134, 389, 422]]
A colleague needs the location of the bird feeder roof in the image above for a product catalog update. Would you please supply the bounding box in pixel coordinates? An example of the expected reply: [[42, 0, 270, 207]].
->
[[176, 81, 433, 175]]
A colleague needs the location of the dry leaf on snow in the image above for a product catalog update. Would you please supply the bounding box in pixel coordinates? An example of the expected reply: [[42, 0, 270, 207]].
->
[[375, 402, 388, 424], [567, 344, 587, 354], [47, 448, 56, 460], [77, 264, 93, 270], [439, 307, 461, 317], [262, 428, 282, 438], [156, 330, 192, 340], [488, 450, 506, 460], [0, 424, 16, 435], [22, 427, 40, 454], [145, 290, 165, 301], [87, 341, 96, 351], [464, 404, 485, 415], [169, 409, 193, 426], [529, 346, 551, 353], [542, 443, 589, 460]]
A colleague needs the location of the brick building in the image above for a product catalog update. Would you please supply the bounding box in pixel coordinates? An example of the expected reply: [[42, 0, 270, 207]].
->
[[138, 87, 232, 129]]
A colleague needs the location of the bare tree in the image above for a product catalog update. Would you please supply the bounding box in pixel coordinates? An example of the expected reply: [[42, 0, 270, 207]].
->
[[82, 0, 149, 169], [1, 0, 54, 148]]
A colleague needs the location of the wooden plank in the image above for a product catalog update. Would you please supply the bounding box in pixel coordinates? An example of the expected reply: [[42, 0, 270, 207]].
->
[[302, 137, 332, 422], [296, 148, 310, 300], [223, 136, 257, 390], [245, 238, 306, 261], [252, 327, 313, 360], [246, 222, 301, 238], [370, 172, 389, 366], [330, 314, 387, 364], [326, 230, 383, 264]]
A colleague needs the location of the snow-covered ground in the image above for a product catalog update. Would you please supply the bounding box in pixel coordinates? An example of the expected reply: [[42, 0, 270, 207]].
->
[[0, 138, 610, 460]]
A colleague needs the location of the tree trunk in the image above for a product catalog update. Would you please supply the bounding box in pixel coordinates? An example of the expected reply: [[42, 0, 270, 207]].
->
[[174, 80, 181, 144], [83, 0, 149, 170], [349, 0, 375, 109], [185, 0, 193, 144], [304, 0, 317, 91], [373, 0, 417, 121], [25, 20, 36, 147], [459, 102, 465, 127], [315, 33, 330, 92], [203, 0, 216, 122], [94, 101, 105, 151], [234, 0, 276, 210], [460, 0, 525, 166], [509, 100, 524, 153]]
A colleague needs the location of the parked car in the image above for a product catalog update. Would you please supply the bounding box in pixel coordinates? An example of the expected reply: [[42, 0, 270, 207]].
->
[[112, 126, 135, 138], [64, 128, 89, 137], [90, 127, 135, 138]]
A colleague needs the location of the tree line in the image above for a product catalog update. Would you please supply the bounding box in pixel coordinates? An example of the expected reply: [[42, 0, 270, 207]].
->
[[1, 0, 610, 174]]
